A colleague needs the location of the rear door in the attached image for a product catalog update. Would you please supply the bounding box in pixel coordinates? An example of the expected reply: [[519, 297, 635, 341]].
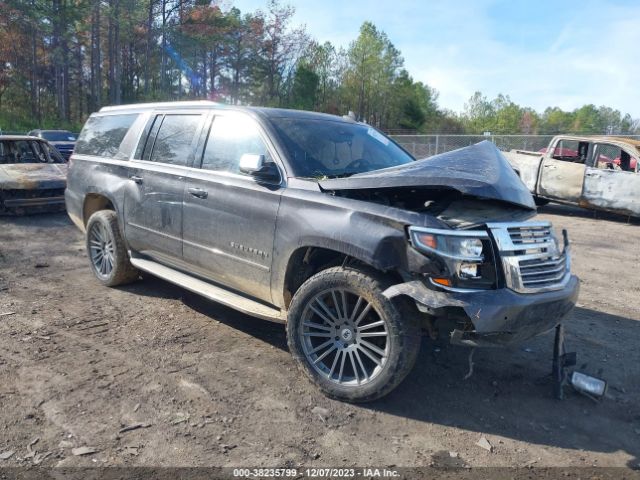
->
[[124, 111, 206, 264], [582, 142, 640, 216], [182, 112, 284, 303], [538, 138, 589, 202]]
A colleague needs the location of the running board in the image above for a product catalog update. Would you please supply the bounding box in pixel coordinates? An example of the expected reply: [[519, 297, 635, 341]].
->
[[129, 257, 286, 322]]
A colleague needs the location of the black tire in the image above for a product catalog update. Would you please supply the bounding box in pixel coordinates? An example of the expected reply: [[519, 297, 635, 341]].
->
[[85, 210, 139, 287], [287, 266, 421, 403], [534, 196, 550, 206]]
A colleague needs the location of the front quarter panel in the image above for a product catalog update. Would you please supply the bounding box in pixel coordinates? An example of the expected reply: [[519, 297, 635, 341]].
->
[[270, 183, 447, 308]]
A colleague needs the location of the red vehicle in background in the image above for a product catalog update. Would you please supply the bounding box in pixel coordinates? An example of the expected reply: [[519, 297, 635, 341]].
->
[[538, 146, 638, 170]]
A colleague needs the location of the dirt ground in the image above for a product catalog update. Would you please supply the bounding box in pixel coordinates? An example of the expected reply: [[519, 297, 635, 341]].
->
[[0, 203, 639, 470]]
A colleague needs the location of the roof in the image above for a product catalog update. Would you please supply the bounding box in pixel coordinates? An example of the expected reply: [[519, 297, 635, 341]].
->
[[30, 129, 74, 133], [96, 101, 351, 123], [553, 134, 640, 152], [0, 135, 45, 141], [99, 100, 221, 113]]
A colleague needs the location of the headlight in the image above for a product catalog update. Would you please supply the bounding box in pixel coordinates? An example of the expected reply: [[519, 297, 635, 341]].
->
[[408, 226, 497, 290]]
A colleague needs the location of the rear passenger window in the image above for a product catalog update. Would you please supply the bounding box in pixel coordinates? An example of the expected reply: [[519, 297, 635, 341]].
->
[[201, 115, 271, 173], [75, 114, 138, 157], [147, 114, 201, 167]]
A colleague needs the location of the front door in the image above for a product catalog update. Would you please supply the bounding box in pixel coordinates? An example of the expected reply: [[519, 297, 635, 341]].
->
[[538, 139, 589, 202], [124, 112, 205, 263], [182, 112, 283, 304]]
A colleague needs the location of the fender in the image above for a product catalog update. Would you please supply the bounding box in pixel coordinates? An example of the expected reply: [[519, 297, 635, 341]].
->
[[269, 187, 447, 308]]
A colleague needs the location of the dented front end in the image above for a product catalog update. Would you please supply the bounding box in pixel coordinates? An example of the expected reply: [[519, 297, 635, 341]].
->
[[385, 220, 579, 347], [0, 163, 67, 213]]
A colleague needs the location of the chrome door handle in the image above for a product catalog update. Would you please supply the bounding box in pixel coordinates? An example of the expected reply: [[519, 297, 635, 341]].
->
[[188, 187, 208, 199], [130, 175, 143, 184]]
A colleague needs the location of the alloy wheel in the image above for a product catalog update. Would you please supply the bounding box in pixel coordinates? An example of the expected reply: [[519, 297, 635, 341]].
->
[[88, 221, 115, 278], [299, 288, 389, 386]]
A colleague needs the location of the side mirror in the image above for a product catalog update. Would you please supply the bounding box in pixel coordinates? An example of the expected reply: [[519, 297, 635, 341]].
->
[[239, 154, 265, 173], [239, 154, 279, 181]]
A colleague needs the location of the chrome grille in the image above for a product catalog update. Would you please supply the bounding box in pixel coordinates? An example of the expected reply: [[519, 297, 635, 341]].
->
[[488, 222, 571, 293]]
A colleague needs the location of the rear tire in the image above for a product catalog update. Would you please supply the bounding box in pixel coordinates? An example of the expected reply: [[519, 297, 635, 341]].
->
[[85, 210, 139, 287], [287, 266, 421, 403]]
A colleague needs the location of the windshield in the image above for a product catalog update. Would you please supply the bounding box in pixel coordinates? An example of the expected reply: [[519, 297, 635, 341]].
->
[[41, 131, 77, 142], [0, 140, 66, 164], [269, 117, 414, 178]]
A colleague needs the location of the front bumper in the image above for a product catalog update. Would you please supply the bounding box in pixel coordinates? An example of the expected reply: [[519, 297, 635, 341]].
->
[[1, 187, 66, 212], [384, 275, 580, 347]]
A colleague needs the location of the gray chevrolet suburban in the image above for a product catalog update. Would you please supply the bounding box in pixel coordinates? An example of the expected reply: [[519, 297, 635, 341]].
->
[[65, 101, 579, 402]]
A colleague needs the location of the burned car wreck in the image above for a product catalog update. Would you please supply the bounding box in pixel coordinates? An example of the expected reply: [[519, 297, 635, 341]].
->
[[66, 102, 579, 402], [0, 135, 68, 214], [504, 135, 640, 217]]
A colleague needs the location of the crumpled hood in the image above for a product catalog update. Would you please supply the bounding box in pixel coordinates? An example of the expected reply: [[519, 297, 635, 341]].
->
[[0, 163, 68, 190], [319, 141, 536, 210]]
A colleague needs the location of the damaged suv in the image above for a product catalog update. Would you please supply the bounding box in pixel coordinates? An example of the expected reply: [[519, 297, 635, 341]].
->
[[66, 101, 579, 402]]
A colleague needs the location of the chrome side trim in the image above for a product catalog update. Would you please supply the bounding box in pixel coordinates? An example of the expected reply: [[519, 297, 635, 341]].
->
[[182, 239, 270, 271], [129, 257, 285, 322], [126, 221, 182, 242]]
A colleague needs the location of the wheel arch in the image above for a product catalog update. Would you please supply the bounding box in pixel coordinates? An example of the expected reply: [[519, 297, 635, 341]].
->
[[82, 192, 117, 226], [281, 245, 404, 309]]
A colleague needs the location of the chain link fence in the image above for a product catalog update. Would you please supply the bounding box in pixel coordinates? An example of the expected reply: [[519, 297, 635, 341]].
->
[[390, 134, 640, 158]]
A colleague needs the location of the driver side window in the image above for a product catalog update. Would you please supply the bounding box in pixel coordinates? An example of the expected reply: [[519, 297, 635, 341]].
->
[[552, 140, 589, 164], [200, 115, 272, 174]]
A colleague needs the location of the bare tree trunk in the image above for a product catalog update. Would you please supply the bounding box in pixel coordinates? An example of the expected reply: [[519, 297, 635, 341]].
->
[[144, 0, 153, 95], [30, 0, 40, 124], [160, 0, 167, 94], [90, 0, 102, 111], [108, 0, 121, 104], [76, 39, 83, 120]]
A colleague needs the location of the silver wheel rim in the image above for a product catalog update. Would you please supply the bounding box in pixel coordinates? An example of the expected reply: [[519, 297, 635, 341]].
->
[[88, 221, 115, 279], [300, 288, 389, 386]]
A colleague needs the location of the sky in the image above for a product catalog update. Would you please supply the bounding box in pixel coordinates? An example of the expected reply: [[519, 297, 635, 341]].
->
[[229, 0, 640, 117]]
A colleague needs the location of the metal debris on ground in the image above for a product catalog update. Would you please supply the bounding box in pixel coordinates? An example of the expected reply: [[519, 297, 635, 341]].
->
[[0, 451, 15, 460], [0, 312, 16, 317], [72, 446, 99, 456], [463, 349, 476, 380], [170, 413, 190, 425], [476, 436, 493, 452], [311, 406, 329, 422], [118, 423, 152, 434]]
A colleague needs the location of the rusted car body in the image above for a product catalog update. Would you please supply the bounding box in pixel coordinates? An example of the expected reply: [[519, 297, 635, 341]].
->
[[0, 135, 68, 214], [504, 135, 640, 217]]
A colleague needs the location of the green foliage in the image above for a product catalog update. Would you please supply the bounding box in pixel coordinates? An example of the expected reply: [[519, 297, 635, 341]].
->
[[462, 94, 638, 136], [290, 63, 319, 110], [0, 1, 637, 136]]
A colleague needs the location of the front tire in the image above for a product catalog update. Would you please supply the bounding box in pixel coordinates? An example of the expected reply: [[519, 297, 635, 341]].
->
[[86, 210, 139, 287], [287, 267, 421, 403]]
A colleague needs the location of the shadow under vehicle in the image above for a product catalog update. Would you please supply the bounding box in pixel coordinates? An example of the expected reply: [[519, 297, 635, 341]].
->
[[0, 135, 68, 214]]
